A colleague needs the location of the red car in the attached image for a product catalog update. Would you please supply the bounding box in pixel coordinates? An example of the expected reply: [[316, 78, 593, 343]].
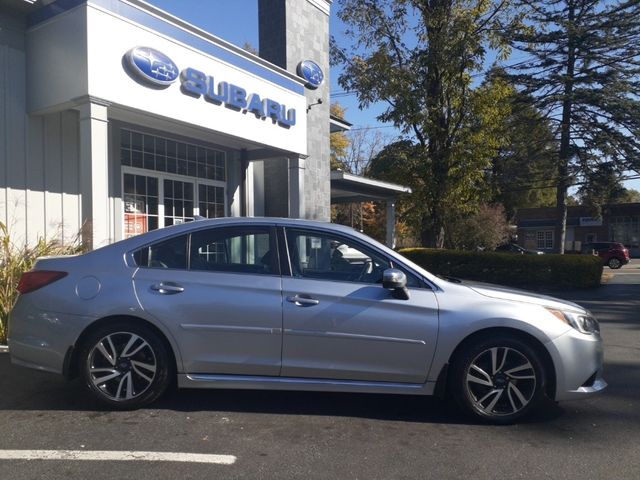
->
[[582, 242, 630, 269]]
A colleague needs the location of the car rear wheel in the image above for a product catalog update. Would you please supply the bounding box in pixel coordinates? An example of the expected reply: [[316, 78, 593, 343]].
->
[[78, 322, 171, 409], [608, 257, 623, 269], [450, 335, 546, 424]]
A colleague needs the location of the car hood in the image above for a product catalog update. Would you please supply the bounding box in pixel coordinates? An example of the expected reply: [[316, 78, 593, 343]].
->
[[466, 282, 586, 313]]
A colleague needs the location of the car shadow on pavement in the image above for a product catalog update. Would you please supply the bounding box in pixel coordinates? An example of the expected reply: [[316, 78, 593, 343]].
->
[[0, 355, 565, 425], [154, 387, 566, 426]]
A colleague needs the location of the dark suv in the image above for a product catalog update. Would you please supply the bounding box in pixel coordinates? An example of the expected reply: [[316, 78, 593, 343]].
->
[[582, 242, 630, 269]]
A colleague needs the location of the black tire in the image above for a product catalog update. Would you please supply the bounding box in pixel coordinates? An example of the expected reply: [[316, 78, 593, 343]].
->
[[78, 321, 171, 409], [608, 257, 623, 269], [450, 334, 547, 424]]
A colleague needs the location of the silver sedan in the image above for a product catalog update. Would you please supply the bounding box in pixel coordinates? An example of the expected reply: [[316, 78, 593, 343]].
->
[[8, 218, 606, 423]]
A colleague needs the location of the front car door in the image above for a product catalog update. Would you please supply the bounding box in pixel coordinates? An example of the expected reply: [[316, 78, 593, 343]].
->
[[280, 227, 439, 384], [132, 224, 283, 376]]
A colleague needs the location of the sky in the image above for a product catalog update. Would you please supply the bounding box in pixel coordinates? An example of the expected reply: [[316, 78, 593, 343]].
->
[[145, 0, 639, 192]]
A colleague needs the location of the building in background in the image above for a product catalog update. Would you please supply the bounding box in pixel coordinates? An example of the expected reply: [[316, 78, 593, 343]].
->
[[517, 204, 640, 257]]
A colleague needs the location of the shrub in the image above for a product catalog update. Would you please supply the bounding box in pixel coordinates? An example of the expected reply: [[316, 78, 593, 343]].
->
[[398, 248, 603, 290], [0, 222, 82, 345]]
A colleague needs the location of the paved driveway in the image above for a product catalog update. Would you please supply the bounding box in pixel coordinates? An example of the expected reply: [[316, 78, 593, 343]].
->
[[0, 280, 638, 479], [606, 258, 640, 284]]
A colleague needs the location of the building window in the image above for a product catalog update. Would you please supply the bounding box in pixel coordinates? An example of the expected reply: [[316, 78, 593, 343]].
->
[[120, 129, 227, 238], [120, 129, 225, 181], [609, 215, 640, 247], [537, 231, 553, 250]]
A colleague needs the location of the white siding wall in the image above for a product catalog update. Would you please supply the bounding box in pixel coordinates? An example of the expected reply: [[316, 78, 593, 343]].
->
[[1, 10, 80, 246], [1, 10, 28, 243], [27, 111, 82, 245]]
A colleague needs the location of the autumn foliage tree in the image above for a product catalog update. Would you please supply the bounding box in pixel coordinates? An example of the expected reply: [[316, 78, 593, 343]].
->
[[333, 0, 521, 247]]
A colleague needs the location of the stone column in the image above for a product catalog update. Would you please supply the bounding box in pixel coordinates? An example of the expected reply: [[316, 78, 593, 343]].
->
[[258, 0, 331, 221]]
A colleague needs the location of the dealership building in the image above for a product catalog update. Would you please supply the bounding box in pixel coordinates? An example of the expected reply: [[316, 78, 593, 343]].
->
[[1, 0, 414, 250]]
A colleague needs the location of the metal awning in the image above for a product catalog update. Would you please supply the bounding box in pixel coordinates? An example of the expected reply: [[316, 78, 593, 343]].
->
[[330, 170, 411, 248], [330, 115, 353, 133], [330, 170, 411, 204]]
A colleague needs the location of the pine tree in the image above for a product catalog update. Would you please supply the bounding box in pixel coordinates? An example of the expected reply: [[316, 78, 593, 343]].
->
[[506, 0, 640, 253]]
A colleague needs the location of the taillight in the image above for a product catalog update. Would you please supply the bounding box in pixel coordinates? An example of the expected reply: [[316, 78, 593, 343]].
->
[[17, 271, 68, 294]]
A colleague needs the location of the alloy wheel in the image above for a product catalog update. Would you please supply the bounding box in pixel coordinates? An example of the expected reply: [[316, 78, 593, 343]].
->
[[465, 346, 537, 417], [609, 258, 622, 269], [87, 332, 157, 402]]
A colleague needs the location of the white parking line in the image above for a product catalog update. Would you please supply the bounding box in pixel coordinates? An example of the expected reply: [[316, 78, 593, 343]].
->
[[0, 450, 236, 465]]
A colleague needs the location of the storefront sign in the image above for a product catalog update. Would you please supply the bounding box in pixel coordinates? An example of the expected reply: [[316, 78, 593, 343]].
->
[[297, 60, 324, 89], [125, 47, 179, 86], [124, 47, 296, 129], [579, 217, 603, 227]]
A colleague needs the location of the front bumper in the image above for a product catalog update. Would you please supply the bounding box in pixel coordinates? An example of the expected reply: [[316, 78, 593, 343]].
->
[[546, 328, 607, 401]]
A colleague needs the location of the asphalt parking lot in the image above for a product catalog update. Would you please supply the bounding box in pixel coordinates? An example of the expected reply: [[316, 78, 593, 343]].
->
[[0, 265, 638, 479]]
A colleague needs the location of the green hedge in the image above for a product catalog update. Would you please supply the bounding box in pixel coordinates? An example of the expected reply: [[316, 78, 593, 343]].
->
[[398, 248, 603, 289]]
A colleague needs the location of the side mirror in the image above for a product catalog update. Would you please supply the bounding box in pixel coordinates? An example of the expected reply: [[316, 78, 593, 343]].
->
[[382, 268, 410, 300]]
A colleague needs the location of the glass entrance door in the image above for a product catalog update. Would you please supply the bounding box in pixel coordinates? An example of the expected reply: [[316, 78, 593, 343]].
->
[[123, 173, 159, 238], [163, 179, 195, 226]]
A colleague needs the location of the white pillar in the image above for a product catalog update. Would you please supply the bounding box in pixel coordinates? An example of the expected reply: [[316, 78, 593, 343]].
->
[[79, 101, 110, 250], [289, 156, 305, 218], [386, 199, 396, 249]]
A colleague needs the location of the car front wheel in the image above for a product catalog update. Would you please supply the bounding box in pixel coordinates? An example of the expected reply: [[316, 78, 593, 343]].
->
[[78, 322, 171, 409], [450, 335, 546, 424]]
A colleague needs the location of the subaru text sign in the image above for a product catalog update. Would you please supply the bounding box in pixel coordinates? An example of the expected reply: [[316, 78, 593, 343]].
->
[[124, 47, 296, 129]]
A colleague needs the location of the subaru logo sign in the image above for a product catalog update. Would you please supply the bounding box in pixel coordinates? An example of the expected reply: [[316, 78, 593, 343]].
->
[[123, 47, 297, 129], [125, 47, 179, 87], [297, 60, 324, 89]]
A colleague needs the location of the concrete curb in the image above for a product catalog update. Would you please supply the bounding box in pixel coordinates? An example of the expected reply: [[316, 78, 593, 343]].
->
[[0, 345, 8, 354]]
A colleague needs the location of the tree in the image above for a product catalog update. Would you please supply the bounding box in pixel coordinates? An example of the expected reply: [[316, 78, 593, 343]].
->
[[576, 163, 627, 213], [618, 188, 640, 204], [577, 164, 640, 210], [330, 102, 350, 170], [446, 204, 511, 250], [333, 0, 520, 247], [505, 0, 640, 253], [488, 73, 558, 218]]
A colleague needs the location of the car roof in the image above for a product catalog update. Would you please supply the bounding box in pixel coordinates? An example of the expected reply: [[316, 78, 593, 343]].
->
[[94, 217, 362, 253]]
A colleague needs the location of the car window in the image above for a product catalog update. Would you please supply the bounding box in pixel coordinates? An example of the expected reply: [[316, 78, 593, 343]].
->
[[285, 228, 422, 287], [189, 227, 277, 275], [134, 234, 188, 269]]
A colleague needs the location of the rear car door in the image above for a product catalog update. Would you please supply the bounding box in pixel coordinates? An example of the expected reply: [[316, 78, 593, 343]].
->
[[280, 227, 439, 384], [132, 225, 283, 376]]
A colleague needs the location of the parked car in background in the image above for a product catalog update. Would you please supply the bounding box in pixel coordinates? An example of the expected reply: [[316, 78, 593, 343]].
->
[[495, 243, 545, 255], [9, 218, 605, 424], [582, 242, 630, 269]]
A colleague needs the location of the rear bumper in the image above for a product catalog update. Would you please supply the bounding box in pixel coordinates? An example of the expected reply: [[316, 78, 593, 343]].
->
[[8, 300, 91, 376]]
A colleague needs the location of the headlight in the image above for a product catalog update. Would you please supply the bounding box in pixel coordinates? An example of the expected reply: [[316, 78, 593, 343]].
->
[[546, 308, 600, 335]]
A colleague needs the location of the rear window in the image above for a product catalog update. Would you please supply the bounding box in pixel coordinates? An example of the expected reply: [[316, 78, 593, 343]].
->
[[133, 235, 188, 269]]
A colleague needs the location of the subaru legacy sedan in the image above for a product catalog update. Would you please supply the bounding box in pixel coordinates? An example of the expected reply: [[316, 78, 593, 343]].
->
[[9, 218, 606, 423]]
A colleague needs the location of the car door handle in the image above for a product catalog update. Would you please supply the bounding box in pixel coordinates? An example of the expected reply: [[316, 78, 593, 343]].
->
[[150, 282, 184, 295], [286, 295, 320, 307]]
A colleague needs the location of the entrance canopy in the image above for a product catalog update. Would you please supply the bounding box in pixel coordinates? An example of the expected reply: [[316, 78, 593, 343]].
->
[[330, 170, 411, 248]]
